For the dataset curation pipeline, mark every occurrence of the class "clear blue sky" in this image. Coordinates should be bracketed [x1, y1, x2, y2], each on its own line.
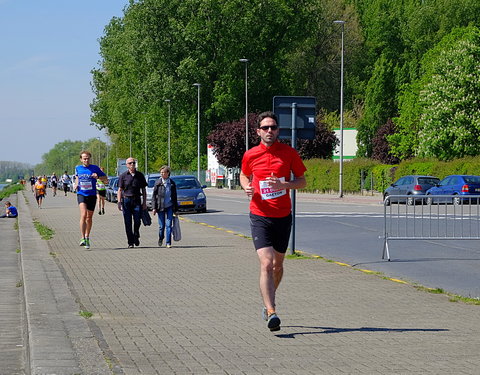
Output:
[0, 0, 128, 165]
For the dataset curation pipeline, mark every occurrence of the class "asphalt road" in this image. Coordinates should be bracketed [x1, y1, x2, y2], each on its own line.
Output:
[187, 189, 480, 299]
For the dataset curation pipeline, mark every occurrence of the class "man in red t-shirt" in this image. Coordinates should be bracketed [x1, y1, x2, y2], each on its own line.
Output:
[240, 111, 307, 332]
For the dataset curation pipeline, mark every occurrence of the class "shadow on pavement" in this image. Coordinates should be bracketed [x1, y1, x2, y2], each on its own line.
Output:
[276, 325, 449, 339]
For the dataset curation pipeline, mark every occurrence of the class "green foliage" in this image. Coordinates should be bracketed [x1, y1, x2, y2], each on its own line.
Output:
[303, 158, 381, 193]
[34, 139, 111, 176]
[417, 28, 480, 160]
[356, 53, 396, 157]
[91, 0, 366, 170]
[0, 183, 24, 200]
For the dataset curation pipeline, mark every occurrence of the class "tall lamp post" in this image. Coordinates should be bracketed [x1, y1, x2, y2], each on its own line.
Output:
[144, 114, 148, 174]
[127, 120, 133, 156]
[334, 20, 345, 198]
[239, 58, 249, 151]
[165, 99, 171, 166]
[96, 137, 101, 166]
[193, 83, 201, 181]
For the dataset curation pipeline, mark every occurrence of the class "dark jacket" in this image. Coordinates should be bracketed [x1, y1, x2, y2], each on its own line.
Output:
[152, 178, 178, 212]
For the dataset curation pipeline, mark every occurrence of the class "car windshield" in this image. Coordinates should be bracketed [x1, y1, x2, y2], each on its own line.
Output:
[148, 178, 157, 188]
[173, 177, 201, 189]
[418, 178, 440, 185]
[463, 176, 480, 184]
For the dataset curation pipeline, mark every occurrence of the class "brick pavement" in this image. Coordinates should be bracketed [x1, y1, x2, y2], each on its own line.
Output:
[0, 193, 26, 375]
[17, 189, 480, 374]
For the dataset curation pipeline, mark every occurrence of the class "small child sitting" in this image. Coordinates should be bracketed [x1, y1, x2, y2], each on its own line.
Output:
[0, 201, 18, 218]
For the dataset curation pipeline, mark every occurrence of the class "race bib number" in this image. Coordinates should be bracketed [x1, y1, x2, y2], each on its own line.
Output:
[259, 177, 286, 200]
[79, 181, 93, 190]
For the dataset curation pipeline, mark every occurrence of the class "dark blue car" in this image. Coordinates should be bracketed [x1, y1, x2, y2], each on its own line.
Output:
[171, 175, 207, 213]
[426, 175, 480, 205]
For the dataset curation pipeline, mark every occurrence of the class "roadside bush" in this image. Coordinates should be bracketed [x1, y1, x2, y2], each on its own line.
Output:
[301, 155, 480, 194]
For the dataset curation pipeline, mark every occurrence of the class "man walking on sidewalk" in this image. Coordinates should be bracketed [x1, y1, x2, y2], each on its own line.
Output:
[74, 151, 108, 250]
[117, 157, 147, 248]
[240, 111, 307, 332]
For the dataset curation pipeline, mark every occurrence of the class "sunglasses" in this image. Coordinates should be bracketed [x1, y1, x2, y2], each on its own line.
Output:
[259, 125, 279, 131]
[127, 162, 136, 165]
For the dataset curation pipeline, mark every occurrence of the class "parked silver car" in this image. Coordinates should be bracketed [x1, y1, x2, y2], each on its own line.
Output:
[383, 175, 440, 205]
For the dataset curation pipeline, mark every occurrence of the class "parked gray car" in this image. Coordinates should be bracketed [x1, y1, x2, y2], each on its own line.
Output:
[146, 173, 207, 212]
[106, 177, 119, 203]
[383, 175, 440, 205]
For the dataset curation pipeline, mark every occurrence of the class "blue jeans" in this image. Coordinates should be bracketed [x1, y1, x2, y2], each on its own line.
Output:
[122, 197, 142, 245]
[157, 206, 174, 245]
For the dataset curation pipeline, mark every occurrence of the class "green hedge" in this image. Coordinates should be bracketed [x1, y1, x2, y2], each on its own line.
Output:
[302, 156, 480, 194]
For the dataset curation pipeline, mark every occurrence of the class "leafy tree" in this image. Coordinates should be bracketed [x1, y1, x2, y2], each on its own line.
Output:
[417, 28, 480, 160]
[296, 115, 338, 160]
[207, 113, 259, 168]
[356, 53, 396, 157]
[372, 119, 399, 164]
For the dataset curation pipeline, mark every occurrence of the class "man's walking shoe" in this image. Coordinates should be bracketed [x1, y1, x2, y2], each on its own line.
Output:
[267, 313, 281, 332]
[84, 238, 90, 250]
[158, 238, 163, 247]
[166, 244, 172, 248]
[79, 238, 86, 247]
[134, 237, 140, 246]
[128, 244, 134, 248]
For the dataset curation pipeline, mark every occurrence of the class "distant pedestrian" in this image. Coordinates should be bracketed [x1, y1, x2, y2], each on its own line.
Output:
[117, 157, 147, 248]
[50, 172, 58, 196]
[29, 175, 36, 192]
[152, 166, 178, 248]
[34, 176, 46, 208]
[0, 201, 18, 218]
[61, 171, 71, 196]
[240, 111, 307, 332]
[74, 151, 108, 250]
[96, 167, 107, 215]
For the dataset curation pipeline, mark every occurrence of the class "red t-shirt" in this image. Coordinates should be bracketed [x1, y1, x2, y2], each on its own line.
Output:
[241, 141, 307, 218]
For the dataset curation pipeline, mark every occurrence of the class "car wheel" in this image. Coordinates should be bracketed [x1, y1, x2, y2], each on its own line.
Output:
[384, 194, 390, 206]
[426, 196, 433, 205]
[407, 196, 414, 206]
[453, 196, 461, 205]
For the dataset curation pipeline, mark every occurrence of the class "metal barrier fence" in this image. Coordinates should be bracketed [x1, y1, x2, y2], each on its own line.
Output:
[382, 195, 480, 261]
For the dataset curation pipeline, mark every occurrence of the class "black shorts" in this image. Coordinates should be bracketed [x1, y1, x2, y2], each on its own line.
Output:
[77, 194, 97, 212]
[51, 181, 57, 187]
[97, 190, 106, 197]
[249, 213, 292, 253]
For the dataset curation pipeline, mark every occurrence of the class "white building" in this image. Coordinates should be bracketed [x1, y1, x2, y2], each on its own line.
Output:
[333, 128, 358, 161]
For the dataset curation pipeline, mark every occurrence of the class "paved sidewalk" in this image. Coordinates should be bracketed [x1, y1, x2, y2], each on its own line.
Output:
[0, 193, 26, 375]
[16, 189, 480, 374]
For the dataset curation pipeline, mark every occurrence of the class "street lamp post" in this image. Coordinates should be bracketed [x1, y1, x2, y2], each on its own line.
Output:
[239, 58, 249, 151]
[144, 115, 148, 174]
[106, 141, 109, 176]
[127, 120, 133, 156]
[334, 20, 345, 198]
[96, 137, 101, 166]
[193, 83, 201, 181]
[165, 99, 171, 166]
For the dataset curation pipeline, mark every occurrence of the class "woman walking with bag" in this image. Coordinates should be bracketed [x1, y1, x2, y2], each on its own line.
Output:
[152, 166, 178, 248]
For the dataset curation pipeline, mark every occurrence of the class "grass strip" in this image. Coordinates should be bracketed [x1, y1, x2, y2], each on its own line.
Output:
[33, 220, 55, 240]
